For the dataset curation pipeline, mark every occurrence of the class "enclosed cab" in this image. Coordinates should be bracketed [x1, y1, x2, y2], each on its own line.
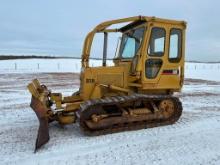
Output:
[80, 16, 186, 100]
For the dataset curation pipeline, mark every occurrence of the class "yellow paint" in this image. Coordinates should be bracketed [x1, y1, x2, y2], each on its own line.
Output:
[28, 16, 186, 125]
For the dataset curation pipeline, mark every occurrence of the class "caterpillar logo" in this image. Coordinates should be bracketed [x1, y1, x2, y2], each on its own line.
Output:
[86, 78, 95, 83]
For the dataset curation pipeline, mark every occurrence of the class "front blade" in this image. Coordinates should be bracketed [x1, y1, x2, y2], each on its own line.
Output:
[35, 117, 49, 152]
[30, 96, 50, 152]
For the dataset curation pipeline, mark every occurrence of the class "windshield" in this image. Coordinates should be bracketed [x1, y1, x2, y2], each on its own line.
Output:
[119, 27, 145, 58]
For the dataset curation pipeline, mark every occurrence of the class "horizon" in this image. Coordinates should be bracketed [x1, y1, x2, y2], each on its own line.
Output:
[1, 1, 220, 62]
[1, 54, 220, 63]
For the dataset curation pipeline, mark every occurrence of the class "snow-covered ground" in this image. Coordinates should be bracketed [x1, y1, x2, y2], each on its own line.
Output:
[185, 62, 220, 81]
[0, 58, 113, 73]
[0, 59, 220, 165]
[0, 58, 220, 81]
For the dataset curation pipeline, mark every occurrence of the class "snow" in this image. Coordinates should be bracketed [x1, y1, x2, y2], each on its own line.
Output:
[185, 62, 220, 81]
[0, 58, 114, 73]
[0, 59, 220, 165]
[0, 59, 220, 81]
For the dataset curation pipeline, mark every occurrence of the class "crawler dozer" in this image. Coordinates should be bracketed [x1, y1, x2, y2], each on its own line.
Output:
[28, 16, 186, 151]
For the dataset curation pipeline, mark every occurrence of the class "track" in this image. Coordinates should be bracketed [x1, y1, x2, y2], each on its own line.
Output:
[78, 94, 182, 136]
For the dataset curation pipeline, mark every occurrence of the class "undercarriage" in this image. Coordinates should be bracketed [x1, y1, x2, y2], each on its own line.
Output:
[79, 94, 182, 135]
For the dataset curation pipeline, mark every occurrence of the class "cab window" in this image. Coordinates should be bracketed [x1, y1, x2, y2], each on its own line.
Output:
[120, 27, 145, 59]
[148, 27, 166, 56]
[169, 28, 182, 62]
[145, 59, 162, 79]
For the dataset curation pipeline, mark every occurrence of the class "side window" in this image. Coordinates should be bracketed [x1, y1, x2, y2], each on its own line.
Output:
[148, 27, 166, 56]
[169, 29, 182, 62]
[145, 59, 163, 79]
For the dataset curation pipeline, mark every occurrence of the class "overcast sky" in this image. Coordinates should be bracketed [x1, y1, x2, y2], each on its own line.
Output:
[0, 0, 220, 62]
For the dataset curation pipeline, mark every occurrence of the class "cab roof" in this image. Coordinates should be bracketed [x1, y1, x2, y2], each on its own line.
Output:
[95, 16, 187, 32]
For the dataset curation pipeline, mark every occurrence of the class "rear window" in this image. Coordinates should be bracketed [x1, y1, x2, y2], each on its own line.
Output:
[169, 28, 182, 62]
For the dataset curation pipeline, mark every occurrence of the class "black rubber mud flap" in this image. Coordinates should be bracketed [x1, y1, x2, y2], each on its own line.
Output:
[30, 96, 50, 152]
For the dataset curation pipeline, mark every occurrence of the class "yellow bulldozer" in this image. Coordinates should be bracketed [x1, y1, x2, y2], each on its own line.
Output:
[28, 16, 186, 151]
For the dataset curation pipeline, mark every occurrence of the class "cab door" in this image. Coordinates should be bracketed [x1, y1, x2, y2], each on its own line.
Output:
[142, 24, 168, 88]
